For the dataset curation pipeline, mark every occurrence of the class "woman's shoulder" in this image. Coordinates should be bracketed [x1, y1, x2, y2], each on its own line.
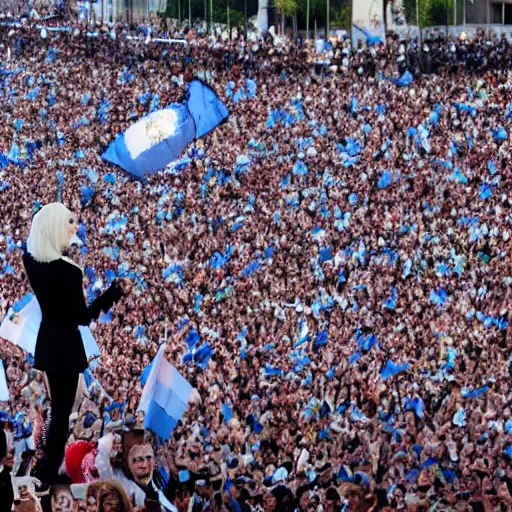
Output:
[60, 256, 84, 275]
[23, 252, 83, 275]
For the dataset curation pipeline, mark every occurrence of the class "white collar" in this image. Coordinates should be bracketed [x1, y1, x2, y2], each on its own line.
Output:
[61, 256, 84, 275]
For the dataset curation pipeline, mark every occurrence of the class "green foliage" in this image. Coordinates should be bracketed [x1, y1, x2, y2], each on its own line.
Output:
[429, 0, 453, 25]
[331, 4, 351, 32]
[403, 0, 454, 28]
[275, 0, 299, 17]
[214, 4, 245, 25]
[309, 0, 327, 23]
[165, 0, 245, 26]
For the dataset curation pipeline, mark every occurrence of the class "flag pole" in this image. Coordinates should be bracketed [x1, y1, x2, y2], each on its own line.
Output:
[326, 0, 329, 40]
[487, 0, 490, 38]
[306, 0, 309, 40]
[228, 0, 230, 39]
[417, 0, 423, 71]
[210, 0, 213, 34]
[244, 0, 247, 35]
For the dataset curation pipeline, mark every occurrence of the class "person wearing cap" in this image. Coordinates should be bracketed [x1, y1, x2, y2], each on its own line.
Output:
[189, 478, 215, 511]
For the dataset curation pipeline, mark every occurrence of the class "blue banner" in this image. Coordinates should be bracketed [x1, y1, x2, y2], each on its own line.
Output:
[187, 80, 229, 138]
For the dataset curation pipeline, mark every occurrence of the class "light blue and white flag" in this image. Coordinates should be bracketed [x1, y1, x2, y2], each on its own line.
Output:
[138, 344, 193, 442]
[102, 80, 228, 179]
[102, 104, 196, 179]
[0, 293, 99, 360]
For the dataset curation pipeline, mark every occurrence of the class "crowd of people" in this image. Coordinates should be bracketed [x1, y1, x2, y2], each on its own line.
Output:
[1, 12, 512, 511]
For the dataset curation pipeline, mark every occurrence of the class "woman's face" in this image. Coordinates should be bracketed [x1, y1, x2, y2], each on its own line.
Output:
[263, 493, 277, 511]
[393, 488, 406, 509]
[67, 215, 77, 242]
[101, 493, 120, 512]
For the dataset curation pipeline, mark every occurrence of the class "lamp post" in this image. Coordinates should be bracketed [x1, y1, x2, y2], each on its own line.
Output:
[326, 0, 329, 39]
[417, 0, 423, 70]
[487, 0, 491, 38]
[244, 0, 247, 34]
[306, 0, 309, 40]
[416, 0, 420, 35]
[227, 0, 230, 39]
[445, 0, 449, 37]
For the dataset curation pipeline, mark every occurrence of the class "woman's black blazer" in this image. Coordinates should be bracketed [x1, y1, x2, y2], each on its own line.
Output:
[22, 252, 123, 374]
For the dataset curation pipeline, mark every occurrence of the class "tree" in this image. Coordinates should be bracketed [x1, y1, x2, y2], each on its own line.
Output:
[331, 3, 351, 32]
[274, 0, 298, 33]
[165, 0, 247, 26]
[403, 0, 453, 28]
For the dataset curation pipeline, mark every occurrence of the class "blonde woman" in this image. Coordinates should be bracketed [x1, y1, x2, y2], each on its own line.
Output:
[95, 481, 133, 512]
[23, 203, 127, 485]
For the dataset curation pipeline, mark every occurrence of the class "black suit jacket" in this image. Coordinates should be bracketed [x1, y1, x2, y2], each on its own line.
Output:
[0, 428, 13, 512]
[22, 252, 123, 374]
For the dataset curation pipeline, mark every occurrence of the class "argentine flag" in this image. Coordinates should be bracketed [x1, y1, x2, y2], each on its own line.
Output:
[102, 80, 228, 179]
[0, 293, 100, 361]
[138, 343, 193, 442]
[102, 104, 196, 180]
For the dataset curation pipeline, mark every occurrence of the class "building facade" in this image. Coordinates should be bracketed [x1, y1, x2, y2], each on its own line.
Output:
[465, 0, 512, 25]
[90, 0, 166, 22]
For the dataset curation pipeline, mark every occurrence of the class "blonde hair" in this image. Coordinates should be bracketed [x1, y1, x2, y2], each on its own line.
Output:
[26, 203, 75, 263]
[96, 480, 133, 512]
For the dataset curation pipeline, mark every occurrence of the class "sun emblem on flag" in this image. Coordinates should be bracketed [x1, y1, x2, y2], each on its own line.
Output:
[145, 110, 179, 146]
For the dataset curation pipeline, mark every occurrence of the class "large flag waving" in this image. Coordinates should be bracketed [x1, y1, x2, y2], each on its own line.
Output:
[138, 344, 193, 442]
[101, 104, 196, 180]
[102, 80, 228, 179]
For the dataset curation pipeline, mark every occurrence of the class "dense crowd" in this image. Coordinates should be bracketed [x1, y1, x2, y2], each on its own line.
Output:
[1, 15, 512, 511]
